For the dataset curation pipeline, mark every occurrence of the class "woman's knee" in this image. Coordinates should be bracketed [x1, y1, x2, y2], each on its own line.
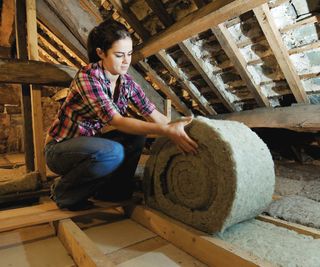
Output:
[95, 140, 125, 170]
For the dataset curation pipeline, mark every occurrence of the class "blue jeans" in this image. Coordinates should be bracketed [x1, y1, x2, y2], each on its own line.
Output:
[45, 131, 145, 208]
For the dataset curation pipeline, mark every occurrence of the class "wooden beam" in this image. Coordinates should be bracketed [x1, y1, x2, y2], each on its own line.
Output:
[179, 40, 238, 111]
[132, 0, 269, 62]
[212, 24, 270, 107]
[57, 219, 116, 267]
[213, 104, 320, 132]
[0, 59, 77, 86]
[26, 0, 47, 181]
[139, 61, 191, 116]
[157, 50, 217, 115]
[36, 0, 88, 63]
[253, 4, 309, 104]
[15, 0, 35, 173]
[131, 206, 273, 267]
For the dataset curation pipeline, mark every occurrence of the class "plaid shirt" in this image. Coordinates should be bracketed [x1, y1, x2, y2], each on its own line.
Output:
[48, 62, 155, 142]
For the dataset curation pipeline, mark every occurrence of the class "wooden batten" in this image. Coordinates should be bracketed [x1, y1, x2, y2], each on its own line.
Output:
[213, 104, 320, 132]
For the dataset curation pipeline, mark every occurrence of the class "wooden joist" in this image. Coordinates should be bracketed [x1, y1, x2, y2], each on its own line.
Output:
[57, 219, 116, 267]
[132, 0, 269, 62]
[214, 104, 320, 132]
[131, 206, 273, 267]
[253, 4, 309, 104]
[212, 24, 271, 107]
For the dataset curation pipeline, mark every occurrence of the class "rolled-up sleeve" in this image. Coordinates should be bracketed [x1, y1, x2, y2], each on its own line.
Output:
[129, 80, 156, 116]
[75, 71, 119, 124]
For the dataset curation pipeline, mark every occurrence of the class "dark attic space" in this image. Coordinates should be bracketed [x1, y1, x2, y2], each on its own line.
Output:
[0, 0, 320, 266]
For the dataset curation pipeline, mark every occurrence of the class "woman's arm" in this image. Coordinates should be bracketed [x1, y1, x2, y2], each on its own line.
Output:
[109, 113, 197, 154]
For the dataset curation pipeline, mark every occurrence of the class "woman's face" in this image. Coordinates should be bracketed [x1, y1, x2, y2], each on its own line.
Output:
[100, 37, 133, 76]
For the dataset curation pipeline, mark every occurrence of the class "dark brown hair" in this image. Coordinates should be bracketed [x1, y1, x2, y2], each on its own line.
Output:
[87, 20, 131, 63]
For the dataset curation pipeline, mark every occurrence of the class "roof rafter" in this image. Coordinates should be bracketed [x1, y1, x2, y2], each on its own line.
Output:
[132, 0, 269, 62]
[253, 4, 309, 103]
[146, 0, 236, 112]
[212, 24, 270, 107]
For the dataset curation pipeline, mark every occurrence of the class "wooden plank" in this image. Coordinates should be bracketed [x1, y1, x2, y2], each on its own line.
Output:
[157, 50, 217, 115]
[57, 219, 116, 267]
[212, 24, 270, 107]
[131, 206, 273, 267]
[257, 215, 320, 239]
[0, 200, 130, 233]
[0, 223, 55, 249]
[253, 4, 309, 104]
[0, 0, 15, 47]
[214, 104, 320, 132]
[180, 39, 239, 111]
[139, 61, 191, 116]
[132, 0, 269, 62]
[0, 58, 77, 86]
[15, 0, 35, 172]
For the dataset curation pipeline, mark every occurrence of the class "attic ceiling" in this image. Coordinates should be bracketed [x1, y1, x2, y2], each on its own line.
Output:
[1, 0, 320, 117]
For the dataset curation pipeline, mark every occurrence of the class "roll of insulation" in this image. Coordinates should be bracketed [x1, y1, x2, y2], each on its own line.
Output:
[144, 117, 275, 233]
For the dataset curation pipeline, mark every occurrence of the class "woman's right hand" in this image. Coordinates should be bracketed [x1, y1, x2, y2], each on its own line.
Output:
[165, 117, 198, 155]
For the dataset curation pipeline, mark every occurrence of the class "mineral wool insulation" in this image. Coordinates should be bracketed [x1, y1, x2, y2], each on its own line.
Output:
[144, 117, 275, 233]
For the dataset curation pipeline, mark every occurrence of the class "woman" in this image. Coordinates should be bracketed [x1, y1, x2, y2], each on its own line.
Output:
[45, 20, 197, 210]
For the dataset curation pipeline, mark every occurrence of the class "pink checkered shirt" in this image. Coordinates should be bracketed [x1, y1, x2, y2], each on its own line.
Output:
[48, 62, 155, 142]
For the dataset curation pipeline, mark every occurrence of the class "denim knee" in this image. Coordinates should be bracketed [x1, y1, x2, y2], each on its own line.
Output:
[94, 141, 125, 173]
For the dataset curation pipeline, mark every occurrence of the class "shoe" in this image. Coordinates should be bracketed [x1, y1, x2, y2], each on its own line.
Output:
[49, 178, 61, 201]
